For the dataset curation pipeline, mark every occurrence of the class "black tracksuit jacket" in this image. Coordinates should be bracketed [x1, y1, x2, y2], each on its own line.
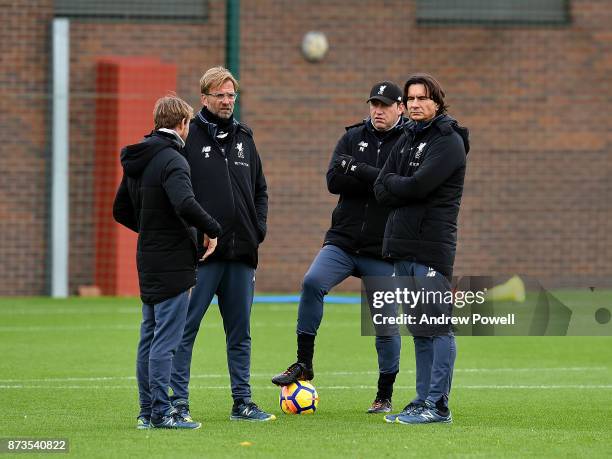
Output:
[184, 109, 268, 268]
[324, 117, 407, 258]
[113, 130, 221, 304]
[373, 114, 470, 279]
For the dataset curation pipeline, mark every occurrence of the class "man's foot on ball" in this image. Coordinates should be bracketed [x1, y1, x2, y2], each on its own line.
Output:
[271, 362, 314, 386]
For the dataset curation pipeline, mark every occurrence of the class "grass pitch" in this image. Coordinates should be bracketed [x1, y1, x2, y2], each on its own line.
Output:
[1, 295, 611, 458]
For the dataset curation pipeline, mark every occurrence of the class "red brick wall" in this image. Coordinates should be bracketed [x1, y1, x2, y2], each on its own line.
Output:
[67, 6, 226, 293]
[0, 0, 53, 295]
[242, 0, 612, 291]
[1, 0, 610, 295]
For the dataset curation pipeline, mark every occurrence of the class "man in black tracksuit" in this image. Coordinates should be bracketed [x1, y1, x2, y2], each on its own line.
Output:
[374, 74, 469, 425]
[113, 95, 221, 430]
[272, 82, 407, 414]
[169, 67, 274, 422]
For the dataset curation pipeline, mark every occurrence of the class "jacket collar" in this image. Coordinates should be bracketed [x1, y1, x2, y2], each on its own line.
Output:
[157, 128, 185, 148]
[364, 115, 407, 136]
[195, 108, 239, 139]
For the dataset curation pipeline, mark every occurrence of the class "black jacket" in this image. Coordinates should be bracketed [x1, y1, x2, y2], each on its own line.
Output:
[184, 109, 268, 268]
[113, 130, 221, 304]
[374, 115, 470, 279]
[324, 117, 407, 258]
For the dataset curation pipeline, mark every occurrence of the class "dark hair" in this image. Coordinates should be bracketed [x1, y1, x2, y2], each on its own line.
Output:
[403, 74, 448, 116]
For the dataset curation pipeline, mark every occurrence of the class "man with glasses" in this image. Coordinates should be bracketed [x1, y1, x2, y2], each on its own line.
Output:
[272, 82, 407, 414]
[169, 67, 273, 422]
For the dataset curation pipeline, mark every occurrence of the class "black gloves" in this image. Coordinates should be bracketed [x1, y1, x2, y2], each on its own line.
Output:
[334, 154, 360, 176]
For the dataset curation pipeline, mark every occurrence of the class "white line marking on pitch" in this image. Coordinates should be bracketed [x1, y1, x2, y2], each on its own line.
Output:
[0, 367, 607, 384]
[0, 322, 358, 332]
[1, 384, 612, 390]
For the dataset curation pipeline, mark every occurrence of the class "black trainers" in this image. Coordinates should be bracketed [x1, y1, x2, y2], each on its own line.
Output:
[271, 362, 314, 386]
[384, 402, 424, 423]
[172, 400, 195, 423]
[136, 415, 150, 430]
[367, 398, 392, 414]
[151, 409, 201, 429]
[230, 400, 276, 422]
[397, 400, 452, 424]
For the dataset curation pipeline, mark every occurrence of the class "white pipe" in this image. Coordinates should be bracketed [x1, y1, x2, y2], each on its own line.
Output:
[51, 18, 70, 298]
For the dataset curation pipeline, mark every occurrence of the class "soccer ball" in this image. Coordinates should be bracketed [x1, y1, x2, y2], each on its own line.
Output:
[301, 31, 329, 62]
[280, 380, 319, 414]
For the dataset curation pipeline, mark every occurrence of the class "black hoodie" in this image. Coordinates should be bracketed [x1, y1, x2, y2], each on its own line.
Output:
[373, 115, 470, 279]
[113, 130, 221, 304]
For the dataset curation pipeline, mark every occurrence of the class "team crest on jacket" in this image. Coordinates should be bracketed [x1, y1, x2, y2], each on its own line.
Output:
[415, 142, 427, 158]
[202, 145, 211, 158]
[378, 85, 386, 95]
[358, 141, 368, 152]
[236, 142, 245, 158]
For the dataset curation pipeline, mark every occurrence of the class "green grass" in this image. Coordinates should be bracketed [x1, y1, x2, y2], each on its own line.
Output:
[1, 295, 611, 458]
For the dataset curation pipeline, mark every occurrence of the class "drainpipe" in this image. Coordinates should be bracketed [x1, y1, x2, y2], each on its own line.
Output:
[51, 18, 70, 298]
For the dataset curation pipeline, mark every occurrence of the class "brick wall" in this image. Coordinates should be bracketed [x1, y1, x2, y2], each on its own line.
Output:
[67, 4, 227, 293]
[243, 0, 612, 291]
[1, 0, 610, 295]
[0, 0, 53, 295]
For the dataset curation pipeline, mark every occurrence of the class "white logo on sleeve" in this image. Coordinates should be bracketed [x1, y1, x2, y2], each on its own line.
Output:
[378, 85, 387, 95]
[358, 141, 368, 152]
[236, 142, 244, 158]
[202, 146, 211, 158]
[426, 267, 437, 277]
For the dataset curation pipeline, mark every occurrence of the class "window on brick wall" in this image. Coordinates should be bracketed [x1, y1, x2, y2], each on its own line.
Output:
[416, 0, 569, 25]
[55, 0, 208, 22]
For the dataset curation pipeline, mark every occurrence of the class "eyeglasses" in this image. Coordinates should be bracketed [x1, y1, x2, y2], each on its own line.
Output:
[205, 92, 238, 101]
[405, 96, 431, 103]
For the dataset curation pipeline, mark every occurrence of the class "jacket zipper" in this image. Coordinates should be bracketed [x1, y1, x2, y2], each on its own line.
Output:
[223, 154, 237, 257]
[386, 209, 397, 258]
[218, 140, 237, 256]
[358, 137, 382, 253]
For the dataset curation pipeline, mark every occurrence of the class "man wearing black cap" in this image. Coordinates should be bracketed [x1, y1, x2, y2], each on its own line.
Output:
[272, 82, 407, 413]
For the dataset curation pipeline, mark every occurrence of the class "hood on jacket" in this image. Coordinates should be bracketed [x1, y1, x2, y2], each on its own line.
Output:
[406, 114, 470, 155]
[120, 130, 182, 178]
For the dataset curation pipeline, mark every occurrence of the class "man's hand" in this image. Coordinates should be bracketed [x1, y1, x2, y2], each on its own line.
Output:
[334, 154, 354, 174]
[334, 154, 361, 175]
[383, 172, 399, 187]
[200, 235, 218, 261]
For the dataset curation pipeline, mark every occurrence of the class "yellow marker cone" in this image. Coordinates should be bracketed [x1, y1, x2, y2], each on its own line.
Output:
[486, 275, 526, 303]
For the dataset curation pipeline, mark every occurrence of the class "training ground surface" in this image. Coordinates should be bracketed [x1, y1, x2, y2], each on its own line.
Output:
[1, 295, 611, 458]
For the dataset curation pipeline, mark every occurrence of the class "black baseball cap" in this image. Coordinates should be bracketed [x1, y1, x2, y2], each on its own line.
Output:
[367, 81, 402, 105]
